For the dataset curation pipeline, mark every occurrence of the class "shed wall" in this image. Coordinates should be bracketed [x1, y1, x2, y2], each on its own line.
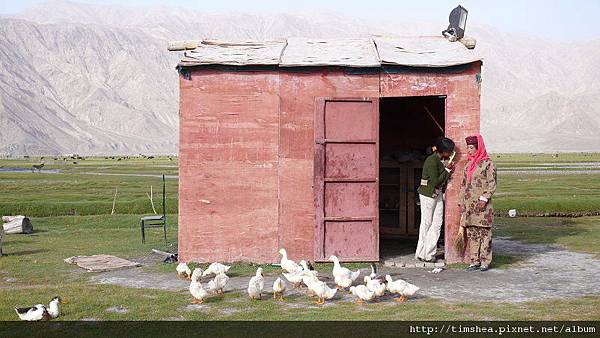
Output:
[179, 63, 481, 264]
[178, 69, 280, 263]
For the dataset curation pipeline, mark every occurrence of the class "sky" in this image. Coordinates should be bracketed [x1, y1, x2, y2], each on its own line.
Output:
[1, 0, 600, 41]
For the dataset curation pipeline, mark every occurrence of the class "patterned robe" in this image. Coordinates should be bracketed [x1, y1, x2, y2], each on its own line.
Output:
[458, 159, 497, 227]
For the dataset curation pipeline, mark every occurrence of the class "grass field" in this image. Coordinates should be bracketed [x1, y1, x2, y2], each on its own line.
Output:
[488, 153, 600, 216]
[0, 157, 177, 217]
[1, 154, 599, 321]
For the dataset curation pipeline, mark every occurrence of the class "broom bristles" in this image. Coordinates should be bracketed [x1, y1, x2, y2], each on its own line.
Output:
[454, 226, 465, 253]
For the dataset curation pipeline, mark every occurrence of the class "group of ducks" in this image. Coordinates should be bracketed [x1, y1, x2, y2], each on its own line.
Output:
[15, 296, 66, 321]
[15, 249, 419, 320]
[179, 248, 420, 305]
[177, 261, 232, 304]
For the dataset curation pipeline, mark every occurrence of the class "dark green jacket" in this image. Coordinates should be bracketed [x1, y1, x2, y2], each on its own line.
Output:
[417, 153, 450, 198]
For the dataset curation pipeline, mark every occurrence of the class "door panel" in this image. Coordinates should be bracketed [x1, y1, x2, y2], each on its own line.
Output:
[324, 143, 377, 178]
[314, 98, 379, 262]
[323, 221, 378, 259]
[324, 182, 377, 218]
[324, 101, 376, 140]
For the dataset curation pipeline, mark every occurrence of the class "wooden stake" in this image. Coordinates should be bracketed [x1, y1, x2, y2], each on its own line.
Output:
[111, 187, 118, 215]
[147, 185, 157, 214]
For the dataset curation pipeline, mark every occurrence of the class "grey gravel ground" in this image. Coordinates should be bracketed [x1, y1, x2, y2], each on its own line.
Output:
[89, 238, 600, 304]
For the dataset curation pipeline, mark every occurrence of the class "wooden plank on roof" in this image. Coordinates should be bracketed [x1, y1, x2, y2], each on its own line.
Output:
[279, 38, 380, 67]
[373, 36, 481, 67]
[179, 39, 286, 66]
[168, 40, 200, 51]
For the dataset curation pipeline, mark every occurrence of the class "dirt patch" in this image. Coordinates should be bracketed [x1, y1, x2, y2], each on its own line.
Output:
[89, 268, 188, 291]
[105, 306, 129, 314]
[220, 308, 240, 316]
[183, 304, 208, 312]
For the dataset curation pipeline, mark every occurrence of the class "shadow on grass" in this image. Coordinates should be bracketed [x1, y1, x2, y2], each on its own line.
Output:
[3, 248, 50, 256]
[29, 229, 50, 234]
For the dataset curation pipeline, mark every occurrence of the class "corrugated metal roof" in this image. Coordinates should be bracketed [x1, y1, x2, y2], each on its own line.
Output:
[172, 36, 481, 68]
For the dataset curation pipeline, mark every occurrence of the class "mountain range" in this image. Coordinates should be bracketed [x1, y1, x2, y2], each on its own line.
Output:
[1, 0, 599, 154]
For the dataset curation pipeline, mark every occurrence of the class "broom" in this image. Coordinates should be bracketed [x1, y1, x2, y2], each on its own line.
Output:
[454, 213, 466, 253]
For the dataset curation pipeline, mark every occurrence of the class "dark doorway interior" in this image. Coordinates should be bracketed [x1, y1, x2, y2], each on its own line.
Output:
[378, 96, 446, 260]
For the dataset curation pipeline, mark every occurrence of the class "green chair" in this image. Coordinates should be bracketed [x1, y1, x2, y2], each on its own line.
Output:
[140, 174, 167, 244]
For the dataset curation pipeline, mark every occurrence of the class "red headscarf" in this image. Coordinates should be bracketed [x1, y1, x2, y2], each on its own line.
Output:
[466, 134, 489, 182]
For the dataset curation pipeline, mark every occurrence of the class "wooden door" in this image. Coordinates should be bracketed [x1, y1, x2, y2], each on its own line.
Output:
[314, 98, 379, 262]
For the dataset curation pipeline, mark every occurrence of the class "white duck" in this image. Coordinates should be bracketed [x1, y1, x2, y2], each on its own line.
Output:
[176, 262, 192, 280]
[364, 276, 386, 298]
[303, 273, 322, 298]
[350, 285, 375, 304]
[247, 267, 265, 300]
[47, 296, 67, 319]
[189, 268, 208, 304]
[15, 304, 49, 321]
[206, 272, 229, 295]
[369, 263, 378, 279]
[282, 270, 305, 288]
[329, 255, 361, 290]
[299, 260, 318, 287]
[385, 275, 420, 302]
[202, 262, 231, 277]
[279, 248, 302, 273]
[272, 276, 286, 300]
[301, 271, 319, 288]
[312, 280, 338, 305]
[300, 260, 316, 274]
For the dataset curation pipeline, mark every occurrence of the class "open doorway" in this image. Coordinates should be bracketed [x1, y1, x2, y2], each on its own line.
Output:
[379, 96, 446, 261]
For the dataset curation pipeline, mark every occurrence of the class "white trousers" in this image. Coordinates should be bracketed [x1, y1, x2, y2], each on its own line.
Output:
[415, 193, 444, 261]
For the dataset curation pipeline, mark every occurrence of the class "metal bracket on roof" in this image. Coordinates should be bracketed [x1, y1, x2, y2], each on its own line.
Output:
[177, 65, 191, 81]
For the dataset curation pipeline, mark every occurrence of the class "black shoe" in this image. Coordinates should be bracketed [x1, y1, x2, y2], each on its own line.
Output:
[424, 258, 437, 263]
[480, 265, 490, 271]
[466, 264, 480, 271]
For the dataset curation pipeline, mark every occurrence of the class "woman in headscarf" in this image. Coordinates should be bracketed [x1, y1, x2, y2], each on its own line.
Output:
[458, 134, 497, 271]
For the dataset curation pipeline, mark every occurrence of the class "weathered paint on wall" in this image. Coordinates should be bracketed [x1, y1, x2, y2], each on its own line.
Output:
[178, 62, 481, 264]
[178, 69, 280, 263]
